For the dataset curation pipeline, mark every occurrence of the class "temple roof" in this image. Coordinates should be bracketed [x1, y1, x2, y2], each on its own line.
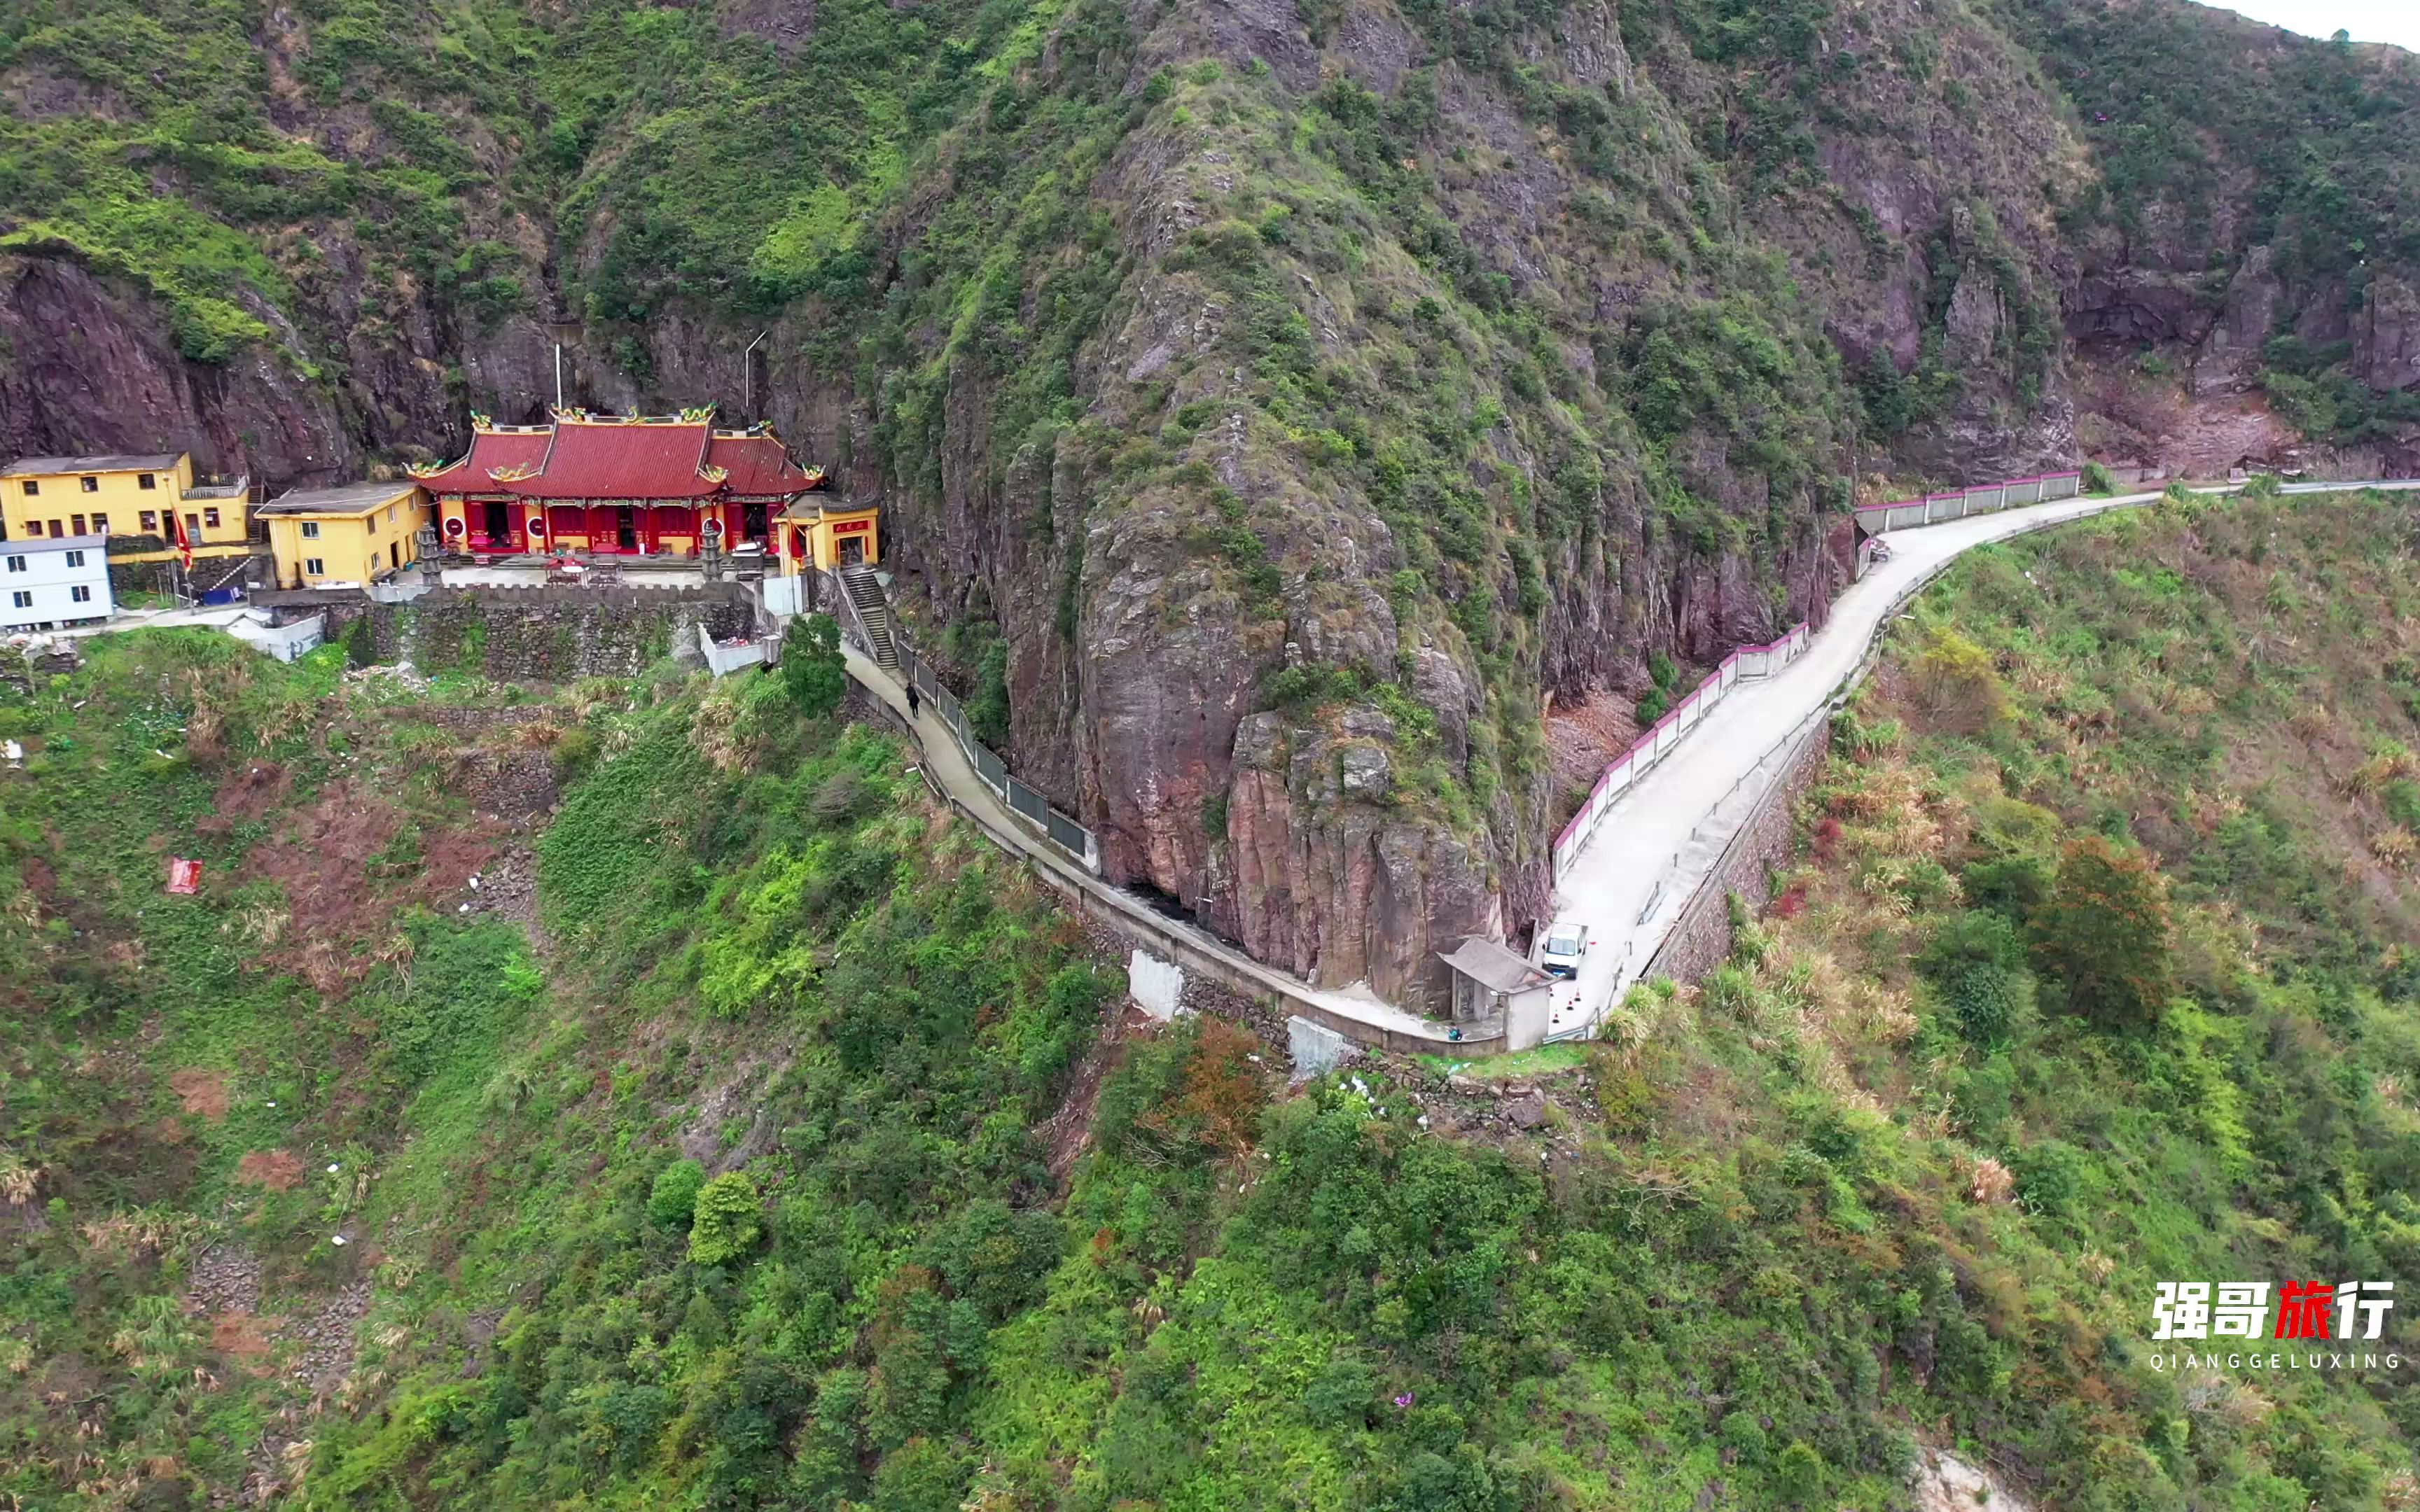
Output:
[412, 412, 824, 502]
[708, 430, 822, 496]
[503, 414, 720, 500]
[407, 426, 551, 494]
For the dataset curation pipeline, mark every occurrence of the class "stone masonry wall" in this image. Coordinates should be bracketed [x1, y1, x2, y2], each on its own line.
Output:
[1645, 713, 1835, 984]
[325, 584, 753, 681]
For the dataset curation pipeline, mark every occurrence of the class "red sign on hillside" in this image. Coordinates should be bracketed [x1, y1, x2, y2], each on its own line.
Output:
[166, 858, 202, 895]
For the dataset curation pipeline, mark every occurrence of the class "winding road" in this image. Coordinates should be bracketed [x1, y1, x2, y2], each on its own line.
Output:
[1543, 477, 2420, 1042]
[838, 476, 2418, 1055]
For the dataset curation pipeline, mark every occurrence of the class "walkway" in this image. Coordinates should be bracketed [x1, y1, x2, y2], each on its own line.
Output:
[839, 642, 1480, 1053]
[1548, 477, 2420, 1035]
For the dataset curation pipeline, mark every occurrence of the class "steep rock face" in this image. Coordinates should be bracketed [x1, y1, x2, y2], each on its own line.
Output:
[7, 0, 2417, 1007]
[0, 255, 354, 484]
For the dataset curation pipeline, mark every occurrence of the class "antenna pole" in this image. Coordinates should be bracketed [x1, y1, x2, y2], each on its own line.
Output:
[554, 344, 564, 410]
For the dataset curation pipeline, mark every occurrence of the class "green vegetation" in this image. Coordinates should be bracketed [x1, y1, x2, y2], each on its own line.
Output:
[12, 493, 2420, 1508]
[2014, 0, 2420, 442]
[781, 611, 848, 718]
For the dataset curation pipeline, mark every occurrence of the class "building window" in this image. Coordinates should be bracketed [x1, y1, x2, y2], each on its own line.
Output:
[47, 521, 62, 538]
[71, 514, 85, 536]
[9, 592, 28, 609]
[70, 584, 91, 603]
[387, 505, 397, 524]
[64, 550, 84, 568]
[140, 511, 157, 532]
[204, 507, 221, 529]
[305, 558, 324, 576]
[4, 556, 23, 573]
[300, 521, 321, 539]
[20, 479, 36, 496]
[366, 515, 377, 536]
[138, 473, 155, 490]
[79, 476, 97, 492]
[184, 513, 199, 537]
[92, 514, 107, 535]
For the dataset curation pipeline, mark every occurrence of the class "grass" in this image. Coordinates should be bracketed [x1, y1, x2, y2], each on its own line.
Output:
[1414, 1042, 1589, 1080]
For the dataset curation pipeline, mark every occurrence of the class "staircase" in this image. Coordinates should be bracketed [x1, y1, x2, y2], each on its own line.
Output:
[839, 564, 897, 668]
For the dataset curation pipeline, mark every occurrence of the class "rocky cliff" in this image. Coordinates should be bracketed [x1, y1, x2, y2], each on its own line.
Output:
[3, 0, 2414, 1006]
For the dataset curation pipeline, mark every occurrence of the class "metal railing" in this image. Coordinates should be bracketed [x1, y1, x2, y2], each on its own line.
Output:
[1551, 622, 1813, 880]
[819, 569, 1101, 874]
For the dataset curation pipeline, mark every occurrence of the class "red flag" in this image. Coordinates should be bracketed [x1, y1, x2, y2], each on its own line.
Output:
[168, 508, 193, 569]
[166, 858, 202, 895]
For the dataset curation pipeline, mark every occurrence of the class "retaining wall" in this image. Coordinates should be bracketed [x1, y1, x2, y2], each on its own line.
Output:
[325, 583, 753, 680]
[1639, 710, 1833, 983]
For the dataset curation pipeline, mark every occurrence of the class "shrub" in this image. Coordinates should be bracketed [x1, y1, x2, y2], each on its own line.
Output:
[686, 1172, 763, 1266]
[648, 1158, 707, 1228]
[1943, 961, 2022, 1047]
[2081, 460, 2115, 494]
[2029, 835, 2174, 1030]
[1773, 1440, 1827, 1502]
[1963, 853, 2055, 917]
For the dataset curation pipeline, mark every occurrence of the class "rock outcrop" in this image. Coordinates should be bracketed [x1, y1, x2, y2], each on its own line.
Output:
[4, 0, 2414, 1009]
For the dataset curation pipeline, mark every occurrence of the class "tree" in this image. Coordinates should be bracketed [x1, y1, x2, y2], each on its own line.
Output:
[1909, 626, 2011, 733]
[686, 1171, 763, 1265]
[2029, 835, 2174, 1030]
[784, 612, 848, 717]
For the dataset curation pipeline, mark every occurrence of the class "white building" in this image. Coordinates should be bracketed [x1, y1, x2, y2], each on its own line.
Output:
[1, 533, 113, 630]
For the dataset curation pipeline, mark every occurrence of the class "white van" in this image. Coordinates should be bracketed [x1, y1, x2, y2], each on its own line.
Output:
[1538, 921, 1589, 979]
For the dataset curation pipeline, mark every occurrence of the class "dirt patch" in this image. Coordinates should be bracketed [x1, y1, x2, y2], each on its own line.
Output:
[1546, 687, 1643, 816]
[211, 1312, 281, 1373]
[235, 1149, 308, 1191]
[169, 1068, 231, 1120]
[1037, 1003, 1150, 1181]
[2075, 367, 2300, 476]
[245, 782, 497, 991]
[206, 761, 293, 830]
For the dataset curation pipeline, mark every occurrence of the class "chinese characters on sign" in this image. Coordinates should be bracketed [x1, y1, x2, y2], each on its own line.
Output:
[2153, 1280, 2395, 1340]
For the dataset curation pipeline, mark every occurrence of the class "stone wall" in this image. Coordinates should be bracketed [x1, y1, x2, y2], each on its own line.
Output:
[321, 583, 754, 681]
[1643, 713, 1835, 984]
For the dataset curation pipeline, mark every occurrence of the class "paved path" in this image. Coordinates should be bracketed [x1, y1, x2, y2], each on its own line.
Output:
[1547, 477, 2420, 1037]
[840, 477, 2412, 1053]
[838, 641, 1475, 1051]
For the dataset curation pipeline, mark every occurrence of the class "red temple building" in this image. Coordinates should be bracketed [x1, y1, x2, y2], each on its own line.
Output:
[411, 409, 880, 570]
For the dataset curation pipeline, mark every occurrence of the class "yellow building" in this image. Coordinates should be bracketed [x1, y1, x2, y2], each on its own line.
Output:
[0, 452, 253, 566]
[774, 498, 882, 573]
[258, 481, 433, 589]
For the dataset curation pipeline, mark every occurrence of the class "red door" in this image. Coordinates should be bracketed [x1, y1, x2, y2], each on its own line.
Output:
[586, 504, 619, 552]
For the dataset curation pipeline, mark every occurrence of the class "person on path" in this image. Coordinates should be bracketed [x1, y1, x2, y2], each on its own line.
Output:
[905, 682, 922, 720]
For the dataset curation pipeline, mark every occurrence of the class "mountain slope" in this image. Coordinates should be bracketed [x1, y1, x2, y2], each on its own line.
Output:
[3, 0, 2416, 995]
[8, 491, 2420, 1509]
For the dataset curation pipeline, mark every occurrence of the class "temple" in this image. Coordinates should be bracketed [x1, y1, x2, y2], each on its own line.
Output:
[412, 409, 879, 570]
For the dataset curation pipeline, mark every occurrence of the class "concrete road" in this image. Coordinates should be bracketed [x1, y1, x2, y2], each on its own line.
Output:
[1545, 477, 2420, 1038]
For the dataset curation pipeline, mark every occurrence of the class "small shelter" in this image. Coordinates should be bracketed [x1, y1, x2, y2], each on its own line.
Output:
[1436, 936, 1555, 1050]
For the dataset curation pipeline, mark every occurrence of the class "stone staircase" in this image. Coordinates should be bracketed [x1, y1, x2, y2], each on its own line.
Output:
[840, 564, 897, 668]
